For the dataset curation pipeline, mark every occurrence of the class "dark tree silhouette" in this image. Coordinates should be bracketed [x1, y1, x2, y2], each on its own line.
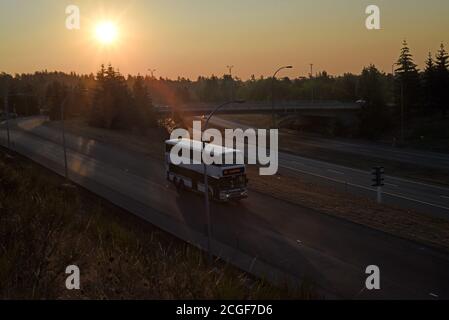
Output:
[45, 81, 67, 121]
[358, 65, 391, 139]
[423, 52, 437, 110]
[395, 40, 421, 115]
[132, 75, 157, 132]
[434, 43, 449, 117]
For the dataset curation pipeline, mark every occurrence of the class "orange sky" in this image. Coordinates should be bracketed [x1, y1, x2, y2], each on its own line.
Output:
[1, 0, 449, 79]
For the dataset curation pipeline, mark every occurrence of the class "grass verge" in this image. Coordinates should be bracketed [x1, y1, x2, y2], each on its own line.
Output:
[0, 148, 315, 299]
[246, 166, 449, 252]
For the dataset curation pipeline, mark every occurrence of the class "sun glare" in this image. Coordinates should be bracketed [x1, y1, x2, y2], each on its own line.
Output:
[95, 21, 118, 44]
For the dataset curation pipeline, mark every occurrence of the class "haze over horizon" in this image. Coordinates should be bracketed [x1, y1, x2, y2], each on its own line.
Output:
[1, 0, 449, 79]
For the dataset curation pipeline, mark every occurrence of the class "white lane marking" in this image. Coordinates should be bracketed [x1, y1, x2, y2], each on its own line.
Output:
[279, 152, 449, 192]
[327, 169, 345, 175]
[429, 293, 439, 298]
[440, 195, 449, 200]
[281, 164, 449, 212]
[281, 165, 348, 185]
[381, 191, 449, 211]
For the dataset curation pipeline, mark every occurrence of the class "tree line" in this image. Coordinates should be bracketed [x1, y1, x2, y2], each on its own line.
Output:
[0, 41, 447, 139]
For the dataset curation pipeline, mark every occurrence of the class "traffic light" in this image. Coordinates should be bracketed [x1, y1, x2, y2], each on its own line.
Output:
[372, 166, 385, 187]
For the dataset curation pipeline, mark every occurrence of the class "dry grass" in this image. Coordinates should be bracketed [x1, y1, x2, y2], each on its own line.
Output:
[246, 166, 449, 252]
[0, 148, 315, 299]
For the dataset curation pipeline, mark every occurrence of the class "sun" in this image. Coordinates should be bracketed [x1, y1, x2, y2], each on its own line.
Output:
[95, 21, 118, 44]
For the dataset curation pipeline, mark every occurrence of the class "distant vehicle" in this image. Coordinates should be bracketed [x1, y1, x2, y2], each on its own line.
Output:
[165, 138, 248, 202]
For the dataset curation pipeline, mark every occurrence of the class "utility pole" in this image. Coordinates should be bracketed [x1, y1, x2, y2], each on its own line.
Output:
[61, 95, 69, 179]
[226, 65, 234, 105]
[310, 64, 315, 104]
[400, 81, 404, 143]
[226, 65, 234, 77]
[148, 68, 156, 79]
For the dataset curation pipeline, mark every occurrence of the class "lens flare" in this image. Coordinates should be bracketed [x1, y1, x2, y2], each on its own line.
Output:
[95, 21, 118, 44]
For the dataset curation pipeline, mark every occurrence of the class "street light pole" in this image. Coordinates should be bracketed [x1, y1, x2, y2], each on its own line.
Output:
[59, 87, 88, 180]
[400, 81, 404, 143]
[226, 65, 235, 107]
[271, 65, 293, 128]
[3, 92, 11, 148]
[202, 100, 245, 262]
[61, 95, 69, 179]
[392, 62, 405, 143]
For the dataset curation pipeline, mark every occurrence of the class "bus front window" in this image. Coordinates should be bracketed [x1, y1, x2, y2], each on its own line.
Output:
[220, 175, 246, 189]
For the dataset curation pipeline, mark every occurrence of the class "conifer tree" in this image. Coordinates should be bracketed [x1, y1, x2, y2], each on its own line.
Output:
[434, 43, 449, 116]
[394, 40, 421, 114]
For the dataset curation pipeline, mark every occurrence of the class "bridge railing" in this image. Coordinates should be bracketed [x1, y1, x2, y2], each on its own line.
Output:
[155, 100, 361, 114]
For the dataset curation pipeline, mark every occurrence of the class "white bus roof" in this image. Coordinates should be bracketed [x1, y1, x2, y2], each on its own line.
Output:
[165, 138, 241, 156]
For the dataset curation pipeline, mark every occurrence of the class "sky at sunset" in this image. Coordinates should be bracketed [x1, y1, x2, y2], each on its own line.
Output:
[1, 0, 449, 79]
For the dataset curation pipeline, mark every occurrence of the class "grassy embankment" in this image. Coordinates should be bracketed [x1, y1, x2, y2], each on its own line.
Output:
[0, 148, 315, 299]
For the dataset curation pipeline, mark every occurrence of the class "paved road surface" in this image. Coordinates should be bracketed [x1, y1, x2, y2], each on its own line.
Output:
[212, 117, 449, 171]
[208, 117, 449, 217]
[1, 117, 449, 299]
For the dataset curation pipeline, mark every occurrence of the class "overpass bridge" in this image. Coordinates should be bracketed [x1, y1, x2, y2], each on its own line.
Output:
[154, 100, 361, 117]
[155, 101, 362, 126]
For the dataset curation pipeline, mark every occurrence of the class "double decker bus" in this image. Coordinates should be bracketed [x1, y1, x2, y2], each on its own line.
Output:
[165, 138, 248, 201]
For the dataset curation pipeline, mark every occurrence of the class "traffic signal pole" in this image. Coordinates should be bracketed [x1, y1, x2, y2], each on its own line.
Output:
[372, 166, 385, 204]
[377, 186, 382, 204]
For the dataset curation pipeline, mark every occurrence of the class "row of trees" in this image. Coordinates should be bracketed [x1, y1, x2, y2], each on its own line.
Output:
[88, 65, 156, 132]
[394, 41, 449, 116]
[1, 66, 157, 133]
[1, 41, 447, 138]
[356, 41, 449, 138]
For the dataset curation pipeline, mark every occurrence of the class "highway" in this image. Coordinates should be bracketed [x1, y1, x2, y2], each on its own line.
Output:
[209, 117, 449, 218]
[1, 117, 449, 299]
[210, 116, 449, 170]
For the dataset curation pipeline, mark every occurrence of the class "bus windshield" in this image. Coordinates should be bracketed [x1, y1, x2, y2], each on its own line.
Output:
[219, 175, 247, 189]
